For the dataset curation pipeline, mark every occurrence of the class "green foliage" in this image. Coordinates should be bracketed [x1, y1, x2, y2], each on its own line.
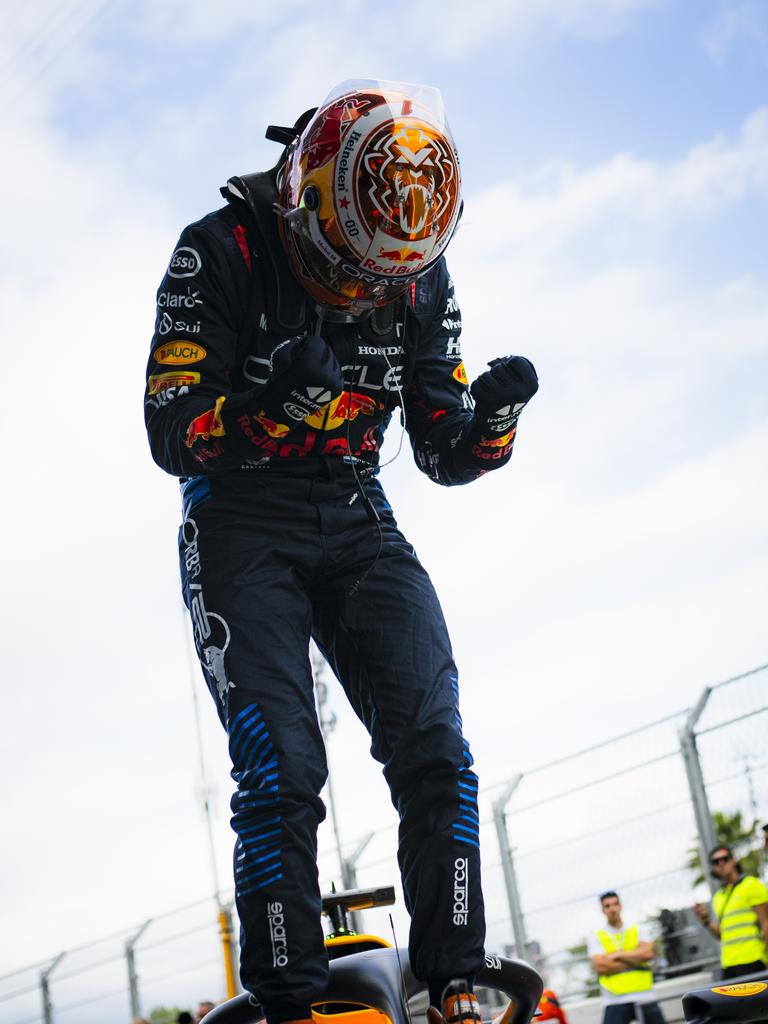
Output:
[686, 809, 761, 885]
[563, 938, 601, 998]
[148, 1008, 190, 1024]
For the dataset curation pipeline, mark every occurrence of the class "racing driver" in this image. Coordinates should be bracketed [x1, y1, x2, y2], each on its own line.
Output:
[144, 79, 539, 1024]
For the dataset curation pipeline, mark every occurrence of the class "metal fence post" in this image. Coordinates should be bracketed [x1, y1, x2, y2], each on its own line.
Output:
[125, 918, 152, 1019]
[40, 952, 65, 1024]
[492, 774, 528, 958]
[680, 686, 718, 895]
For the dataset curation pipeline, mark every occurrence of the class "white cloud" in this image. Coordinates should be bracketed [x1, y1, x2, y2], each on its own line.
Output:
[700, 0, 768, 63]
[462, 107, 768, 257]
[126, 0, 658, 54]
[406, 0, 662, 55]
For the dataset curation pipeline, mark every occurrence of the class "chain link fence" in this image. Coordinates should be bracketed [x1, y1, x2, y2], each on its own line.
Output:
[2, 664, 765, 1024]
[479, 663, 768, 997]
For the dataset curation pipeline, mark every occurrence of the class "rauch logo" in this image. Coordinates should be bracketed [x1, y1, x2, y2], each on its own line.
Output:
[153, 342, 207, 365]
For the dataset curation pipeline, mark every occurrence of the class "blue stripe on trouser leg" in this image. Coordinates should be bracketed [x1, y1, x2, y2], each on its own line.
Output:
[229, 704, 283, 895]
[449, 677, 481, 849]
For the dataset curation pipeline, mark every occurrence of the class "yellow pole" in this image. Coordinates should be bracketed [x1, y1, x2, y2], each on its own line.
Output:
[218, 906, 238, 998]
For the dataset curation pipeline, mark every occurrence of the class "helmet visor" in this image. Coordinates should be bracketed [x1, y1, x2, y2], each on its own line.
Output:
[279, 79, 461, 312]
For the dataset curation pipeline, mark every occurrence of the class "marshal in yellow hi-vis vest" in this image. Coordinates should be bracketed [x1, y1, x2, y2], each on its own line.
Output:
[596, 926, 654, 995]
[713, 876, 768, 969]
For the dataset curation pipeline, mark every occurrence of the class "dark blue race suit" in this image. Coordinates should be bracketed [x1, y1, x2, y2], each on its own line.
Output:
[144, 197, 522, 1020]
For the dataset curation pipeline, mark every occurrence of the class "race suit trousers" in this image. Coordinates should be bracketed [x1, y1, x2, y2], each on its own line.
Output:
[179, 466, 486, 1017]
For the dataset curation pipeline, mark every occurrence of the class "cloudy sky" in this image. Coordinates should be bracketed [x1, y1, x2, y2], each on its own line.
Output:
[2, 0, 767, 1020]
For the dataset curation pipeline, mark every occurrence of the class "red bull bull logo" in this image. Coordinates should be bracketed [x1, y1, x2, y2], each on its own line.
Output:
[254, 411, 291, 439]
[305, 391, 378, 430]
[478, 429, 516, 448]
[376, 246, 425, 263]
[185, 397, 225, 447]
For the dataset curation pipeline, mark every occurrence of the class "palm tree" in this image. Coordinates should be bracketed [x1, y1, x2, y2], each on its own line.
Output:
[687, 809, 761, 884]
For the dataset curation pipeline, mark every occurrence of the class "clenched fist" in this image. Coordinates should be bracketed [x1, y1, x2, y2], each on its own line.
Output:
[470, 356, 538, 433]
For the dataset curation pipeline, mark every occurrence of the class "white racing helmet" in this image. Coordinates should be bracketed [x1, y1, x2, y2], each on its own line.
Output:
[277, 79, 462, 317]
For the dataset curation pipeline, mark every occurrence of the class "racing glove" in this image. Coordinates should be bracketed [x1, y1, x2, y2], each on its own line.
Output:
[221, 333, 344, 426]
[470, 355, 539, 434]
[185, 334, 343, 451]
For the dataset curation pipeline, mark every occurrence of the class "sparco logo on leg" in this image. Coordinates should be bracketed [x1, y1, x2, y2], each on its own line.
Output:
[453, 857, 469, 925]
[267, 901, 289, 967]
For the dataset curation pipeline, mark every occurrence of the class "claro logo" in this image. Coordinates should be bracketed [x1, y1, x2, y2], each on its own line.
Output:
[453, 857, 469, 926]
[153, 342, 207, 365]
[267, 902, 288, 967]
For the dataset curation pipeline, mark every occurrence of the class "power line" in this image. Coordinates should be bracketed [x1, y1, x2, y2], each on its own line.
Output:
[0, 1, 90, 85]
[1, 0, 115, 114]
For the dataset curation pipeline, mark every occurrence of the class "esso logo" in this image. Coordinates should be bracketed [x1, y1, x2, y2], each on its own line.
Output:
[283, 402, 309, 421]
[168, 247, 202, 278]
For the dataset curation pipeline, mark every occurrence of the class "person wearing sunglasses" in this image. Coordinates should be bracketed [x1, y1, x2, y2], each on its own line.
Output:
[693, 845, 768, 979]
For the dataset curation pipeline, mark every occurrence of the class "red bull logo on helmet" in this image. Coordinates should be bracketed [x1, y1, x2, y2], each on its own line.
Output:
[377, 246, 425, 263]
